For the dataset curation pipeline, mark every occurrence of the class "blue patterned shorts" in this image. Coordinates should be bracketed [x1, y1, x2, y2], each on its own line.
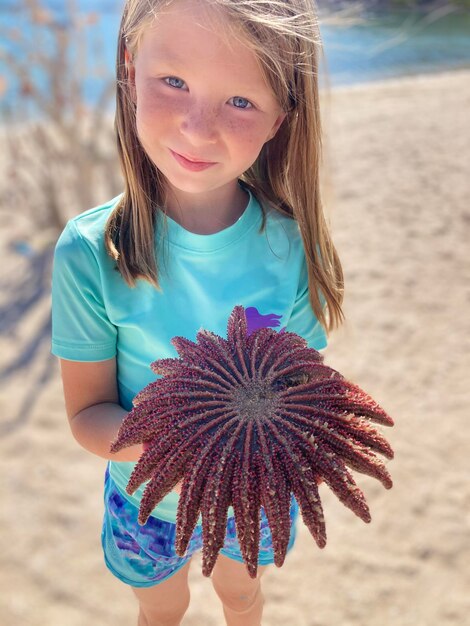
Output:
[101, 465, 300, 587]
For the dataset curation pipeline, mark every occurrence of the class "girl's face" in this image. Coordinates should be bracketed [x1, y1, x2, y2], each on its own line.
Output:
[125, 0, 286, 215]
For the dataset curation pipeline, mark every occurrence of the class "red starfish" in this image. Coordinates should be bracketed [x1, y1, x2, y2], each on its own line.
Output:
[111, 305, 394, 578]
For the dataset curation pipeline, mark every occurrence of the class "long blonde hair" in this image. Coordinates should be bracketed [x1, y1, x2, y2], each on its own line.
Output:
[106, 0, 344, 333]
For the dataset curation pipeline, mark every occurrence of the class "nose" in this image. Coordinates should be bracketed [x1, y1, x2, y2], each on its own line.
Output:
[179, 103, 218, 144]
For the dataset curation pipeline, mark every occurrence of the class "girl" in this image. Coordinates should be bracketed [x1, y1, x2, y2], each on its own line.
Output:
[51, 0, 344, 624]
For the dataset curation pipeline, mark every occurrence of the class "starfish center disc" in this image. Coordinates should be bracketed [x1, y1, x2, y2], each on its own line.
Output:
[230, 379, 280, 421]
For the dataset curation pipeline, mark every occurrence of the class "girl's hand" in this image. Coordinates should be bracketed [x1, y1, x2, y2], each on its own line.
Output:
[141, 441, 183, 495]
[172, 481, 183, 495]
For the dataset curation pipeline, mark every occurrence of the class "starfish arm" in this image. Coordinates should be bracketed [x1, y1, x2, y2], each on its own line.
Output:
[226, 309, 251, 378]
[130, 411, 241, 495]
[226, 305, 248, 351]
[126, 436, 179, 494]
[200, 438, 240, 577]
[110, 408, 178, 453]
[336, 440, 393, 488]
[110, 394, 201, 451]
[284, 380, 393, 427]
[128, 395, 168, 418]
[304, 420, 393, 489]
[246, 328, 276, 379]
[256, 423, 292, 567]
[320, 429, 393, 488]
[264, 346, 329, 383]
[132, 377, 179, 404]
[257, 331, 308, 380]
[168, 335, 201, 362]
[299, 413, 394, 488]
[138, 462, 187, 525]
[277, 375, 346, 398]
[174, 444, 222, 556]
[220, 306, 250, 377]
[307, 439, 371, 523]
[233, 337, 251, 379]
[267, 422, 326, 548]
[195, 330, 248, 385]
[152, 388, 229, 403]
[280, 403, 394, 460]
[133, 417, 235, 515]
[155, 362, 235, 392]
[173, 333, 245, 386]
[111, 397, 164, 430]
[197, 329, 244, 366]
[283, 395, 392, 429]
[278, 406, 393, 488]
[231, 423, 262, 579]
[174, 417, 241, 556]
[149, 356, 185, 376]
[128, 421, 200, 497]
[339, 415, 394, 458]
[270, 413, 371, 522]
[170, 407, 238, 431]
[329, 390, 394, 425]
[268, 360, 331, 385]
[127, 452, 168, 498]
[149, 373, 233, 397]
[152, 372, 231, 400]
[172, 334, 239, 382]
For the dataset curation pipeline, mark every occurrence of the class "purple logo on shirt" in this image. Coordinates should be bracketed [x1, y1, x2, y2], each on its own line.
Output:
[245, 306, 286, 336]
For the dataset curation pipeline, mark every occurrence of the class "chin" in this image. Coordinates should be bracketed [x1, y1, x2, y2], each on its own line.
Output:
[163, 177, 218, 195]
[157, 167, 223, 194]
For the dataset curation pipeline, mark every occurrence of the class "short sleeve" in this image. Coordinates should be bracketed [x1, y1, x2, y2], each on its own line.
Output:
[51, 220, 117, 361]
[285, 253, 328, 351]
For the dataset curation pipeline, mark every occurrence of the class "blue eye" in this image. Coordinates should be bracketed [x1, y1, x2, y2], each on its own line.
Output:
[230, 96, 252, 109]
[165, 76, 185, 89]
[163, 78, 252, 109]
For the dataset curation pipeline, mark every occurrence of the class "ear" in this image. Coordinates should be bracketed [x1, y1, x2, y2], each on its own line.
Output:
[266, 111, 287, 142]
[124, 47, 137, 103]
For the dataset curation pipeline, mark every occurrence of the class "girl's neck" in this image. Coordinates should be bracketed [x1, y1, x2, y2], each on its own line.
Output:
[163, 180, 249, 235]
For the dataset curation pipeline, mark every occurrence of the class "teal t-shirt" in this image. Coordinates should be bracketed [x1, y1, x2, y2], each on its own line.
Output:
[51, 184, 327, 525]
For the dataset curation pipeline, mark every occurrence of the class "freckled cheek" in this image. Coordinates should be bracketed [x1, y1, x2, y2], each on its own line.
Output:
[223, 120, 272, 158]
[136, 98, 168, 131]
[136, 90, 175, 134]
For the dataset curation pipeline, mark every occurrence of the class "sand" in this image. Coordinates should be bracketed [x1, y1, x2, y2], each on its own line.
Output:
[1, 67, 469, 626]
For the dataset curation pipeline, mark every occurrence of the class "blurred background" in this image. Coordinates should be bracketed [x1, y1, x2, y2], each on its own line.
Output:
[1, 1, 469, 625]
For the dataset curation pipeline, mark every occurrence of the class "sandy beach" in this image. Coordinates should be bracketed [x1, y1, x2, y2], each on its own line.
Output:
[1, 67, 469, 626]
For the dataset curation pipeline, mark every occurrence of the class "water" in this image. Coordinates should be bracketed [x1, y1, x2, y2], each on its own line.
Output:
[320, 5, 470, 86]
[1, 2, 469, 116]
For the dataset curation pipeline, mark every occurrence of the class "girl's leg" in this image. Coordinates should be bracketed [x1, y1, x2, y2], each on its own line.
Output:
[131, 558, 192, 626]
[210, 553, 268, 626]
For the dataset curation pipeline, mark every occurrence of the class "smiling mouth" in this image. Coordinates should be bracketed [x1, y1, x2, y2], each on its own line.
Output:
[173, 150, 215, 164]
[170, 149, 218, 171]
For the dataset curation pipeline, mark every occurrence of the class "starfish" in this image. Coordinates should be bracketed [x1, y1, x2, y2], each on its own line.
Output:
[110, 305, 394, 579]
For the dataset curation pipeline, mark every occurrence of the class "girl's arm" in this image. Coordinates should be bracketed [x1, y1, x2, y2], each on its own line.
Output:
[60, 358, 182, 494]
[59, 357, 142, 462]
[59, 358, 183, 493]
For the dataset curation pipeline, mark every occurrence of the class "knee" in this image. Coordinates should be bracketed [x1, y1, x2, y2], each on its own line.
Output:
[212, 577, 264, 613]
[139, 589, 190, 626]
